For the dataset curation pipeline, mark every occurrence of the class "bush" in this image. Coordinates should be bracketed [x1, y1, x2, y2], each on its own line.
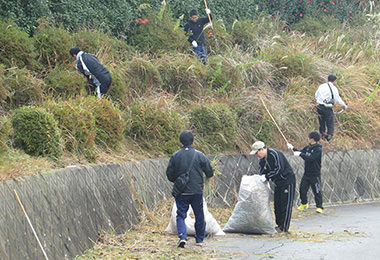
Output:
[0, 115, 12, 153]
[44, 68, 85, 98]
[120, 58, 162, 96]
[154, 54, 207, 98]
[73, 29, 133, 63]
[127, 4, 188, 54]
[0, 20, 38, 70]
[4, 68, 44, 110]
[126, 96, 185, 155]
[11, 106, 62, 158]
[107, 68, 130, 105]
[206, 55, 244, 93]
[33, 21, 74, 69]
[43, 99, 97, 160]
[78, 97, 125, 149]
[190, 102, 237, 153]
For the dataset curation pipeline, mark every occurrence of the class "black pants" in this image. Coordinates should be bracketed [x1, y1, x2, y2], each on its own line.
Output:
[299, 175, 323, 209]
[317, 104, 334, 136]
[274, 176, 295, 232]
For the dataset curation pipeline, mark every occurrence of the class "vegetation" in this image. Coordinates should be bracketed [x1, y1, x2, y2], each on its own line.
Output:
[1, 2, 380, 182]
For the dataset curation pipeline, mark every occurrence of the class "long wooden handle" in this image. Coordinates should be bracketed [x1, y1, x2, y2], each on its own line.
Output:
[259, 96, 289, 144]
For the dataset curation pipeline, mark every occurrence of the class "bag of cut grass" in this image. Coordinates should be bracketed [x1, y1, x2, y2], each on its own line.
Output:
[223, 175, 276, 234]
[165, 198, 225, 236]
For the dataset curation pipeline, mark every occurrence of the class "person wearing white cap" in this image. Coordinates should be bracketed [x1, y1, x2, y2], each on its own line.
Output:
[250, 141, 296, 233]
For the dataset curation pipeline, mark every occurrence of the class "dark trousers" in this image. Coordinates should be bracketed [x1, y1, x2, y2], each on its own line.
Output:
[299, 175, 323, 209]
[317, 104, 334, 136]
[193, 45, 208, 64]
[274, 178, 295, 232]
[175, 193, 205, 243]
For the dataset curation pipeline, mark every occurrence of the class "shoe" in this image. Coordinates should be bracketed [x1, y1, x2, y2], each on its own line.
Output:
[316, 208, 324, 213]
[297, 203, 309, 210]
[325, 134, 332, 142]
[178, 239, 186, 248]
[275, 226, 283, 233]
[195, 242, 203, 247]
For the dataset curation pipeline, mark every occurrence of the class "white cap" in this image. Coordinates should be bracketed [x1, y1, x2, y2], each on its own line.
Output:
[250, 141, 265, 155]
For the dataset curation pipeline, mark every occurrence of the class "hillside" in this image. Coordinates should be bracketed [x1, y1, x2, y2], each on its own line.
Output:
[1, 2, 380, 181]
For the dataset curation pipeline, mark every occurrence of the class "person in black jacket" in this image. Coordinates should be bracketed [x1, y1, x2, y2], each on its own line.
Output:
[166, 130, 213, 248]
[69, 47, 112, 98]
[184, 9, 212, 64]
[250, 141, 296, 233]
[287, 131, 324, 213]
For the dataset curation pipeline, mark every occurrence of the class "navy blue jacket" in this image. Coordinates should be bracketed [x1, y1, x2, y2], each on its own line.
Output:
[184, 14, 212, 46]
[294, 144, 322, 177]
[166, 145, 213, 194]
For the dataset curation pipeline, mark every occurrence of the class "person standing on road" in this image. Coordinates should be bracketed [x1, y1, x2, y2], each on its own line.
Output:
[184, 9, 212, 64]
[288, 131, 324, 213]
[70, 47, 112, 98]
[250, 141, 296, 233]
[166, 130, 214, 248]
[315, 74, 347, 142]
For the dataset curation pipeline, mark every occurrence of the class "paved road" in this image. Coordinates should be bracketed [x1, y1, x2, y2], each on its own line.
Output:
[206, 201, 380, 260]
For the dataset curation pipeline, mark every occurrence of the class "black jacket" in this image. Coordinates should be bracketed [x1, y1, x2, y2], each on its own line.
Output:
[184, 15, 212, 46]
[166, 145, 213, 194]
[259, 148, 295, 186]
[294, 144, 322, 177]
[76, 53, 112, 93]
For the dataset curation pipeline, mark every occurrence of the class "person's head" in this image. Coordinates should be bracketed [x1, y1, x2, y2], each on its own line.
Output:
[190, 9, 199, 22]
[69, 47, 81, 59]
[179, 130, 194, 146]
[328, 74, 337, 83]
[250, 141, 267, 159]
[308, 131, 321, 144]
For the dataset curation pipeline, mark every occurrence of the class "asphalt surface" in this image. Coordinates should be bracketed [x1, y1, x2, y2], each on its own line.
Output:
[206, 201, 380, 260]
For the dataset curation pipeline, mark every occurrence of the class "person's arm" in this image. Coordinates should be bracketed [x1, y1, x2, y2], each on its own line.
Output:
[333, 86, 347, 109]
[262, 150, 282, 180]
[200, 153, 214, 178]
[166, 156, 176, 182]
[184, 22, 194, 43]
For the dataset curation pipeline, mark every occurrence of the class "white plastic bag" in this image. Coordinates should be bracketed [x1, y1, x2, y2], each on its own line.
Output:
[165, 198, 225, 236]
[223, 175, 276, 234]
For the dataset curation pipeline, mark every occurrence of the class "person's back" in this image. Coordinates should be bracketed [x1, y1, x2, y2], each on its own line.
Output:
[166, 130, 213, 248]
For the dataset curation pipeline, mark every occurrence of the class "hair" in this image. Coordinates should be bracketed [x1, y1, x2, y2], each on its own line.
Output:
[328, 74, 337, 82]
[69, 47, 81, 57]
[189, 9, 198, 17]
[309, 131, 321, 142]
[179, 130, 194, 146]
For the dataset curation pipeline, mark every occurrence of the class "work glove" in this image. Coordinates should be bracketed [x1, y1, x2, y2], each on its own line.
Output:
[293, 151, 301, 156]
[287, 143, 294, 150]
[192, 40, 198, 47]
[205, 8, 211, 14]
[259, 175, 267, 183]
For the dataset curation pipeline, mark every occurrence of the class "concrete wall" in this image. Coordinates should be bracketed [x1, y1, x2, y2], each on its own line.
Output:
[1, 150, 380, 260]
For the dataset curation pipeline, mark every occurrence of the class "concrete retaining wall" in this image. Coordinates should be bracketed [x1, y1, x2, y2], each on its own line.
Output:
[1, 149, 380, 259]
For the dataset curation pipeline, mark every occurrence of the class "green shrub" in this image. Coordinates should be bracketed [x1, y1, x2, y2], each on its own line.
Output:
[33, 21, 74, 69]
[44, 68, 85, 98]
[43, 99, 97, 160]
[4, 68, 44, 110]
[0, 20, 38, 70]
[127, 4, 188, 54]
[154, 54, 207, 98]
[107, 68, 129, 105]
[73, 29, 133, 62]
[190, 102, 237, 153]
[0, 115, 12, 153]
[120, 58, 162, 96]
[206, 55, 244, 93]
[126, 97, 185, 155]
[11, 106, 62, 158]
[290, 15, 342, 37]
[78, 97, 125, 149]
